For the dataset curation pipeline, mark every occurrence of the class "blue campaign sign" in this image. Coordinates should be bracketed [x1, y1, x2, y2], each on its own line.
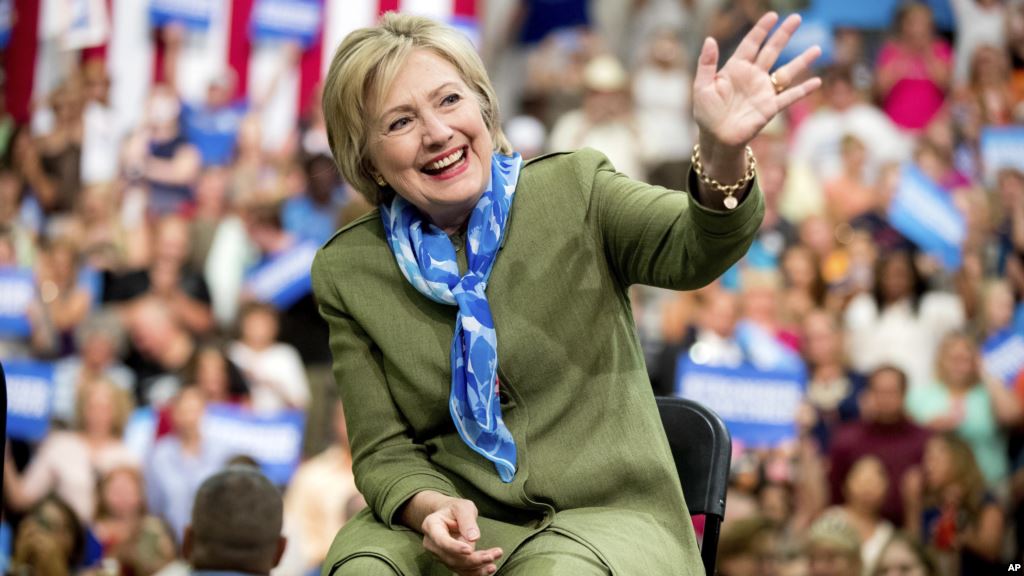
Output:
[982, 329, 1024, 387]
[201, 404, 305, 485]
[808, 0, 953, 30]
[0, 0, 12, 50]
[0, 268, 34, 338]
[250, 0, 322, 47]
[676, 357, 805, 448]
[150, 0, 213, 30]
[5, 361, 55, 442]
[887, 163, 965, 270]
[245, 240, 319, 309]
[980, 126, 1024, 186]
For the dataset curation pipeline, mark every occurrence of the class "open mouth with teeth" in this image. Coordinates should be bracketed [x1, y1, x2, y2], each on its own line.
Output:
[422, 147, 468, 176]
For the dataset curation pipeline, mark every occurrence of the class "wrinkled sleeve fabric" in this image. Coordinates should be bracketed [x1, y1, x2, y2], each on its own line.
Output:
[311, 249, 459, 529]
[571, 148, 765, 290]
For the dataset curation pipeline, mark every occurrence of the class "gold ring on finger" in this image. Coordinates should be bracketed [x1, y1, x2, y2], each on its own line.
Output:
[770, 72, 785, 94]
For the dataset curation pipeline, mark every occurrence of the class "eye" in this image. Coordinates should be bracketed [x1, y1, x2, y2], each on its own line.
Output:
[388, 117, 411, 132]
[441, 93, 461, 106]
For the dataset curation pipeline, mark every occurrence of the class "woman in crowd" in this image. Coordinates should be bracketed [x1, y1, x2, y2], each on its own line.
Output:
[904, 433, 1005, 575]
[92, 466, 150, 559]
[313, 10, 820, 575]
[779, 244, 828, 323]
[29, 237, 94, 358]
[10, 496, 86, 576]
[906, 332, 1019, 485]
[4, 377, 138, 522]
[876, 2, 953, 132]
[801, 309, 864, 449]
[825, 455, 895, 573]
[844, 249, 965, 388]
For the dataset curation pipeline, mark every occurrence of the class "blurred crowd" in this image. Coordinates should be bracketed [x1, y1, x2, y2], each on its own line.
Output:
[3, 0, 1024, 575]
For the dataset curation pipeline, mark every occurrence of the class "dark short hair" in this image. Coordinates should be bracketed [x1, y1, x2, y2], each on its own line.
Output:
[189, 466, 283, 572]
[869, 365, 908, 395]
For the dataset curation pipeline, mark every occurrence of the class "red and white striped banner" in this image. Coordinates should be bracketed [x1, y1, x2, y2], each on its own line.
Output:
[5, 0, 478, 149]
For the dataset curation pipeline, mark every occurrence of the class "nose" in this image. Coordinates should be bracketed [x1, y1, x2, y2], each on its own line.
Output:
[420, 109, 453, 148]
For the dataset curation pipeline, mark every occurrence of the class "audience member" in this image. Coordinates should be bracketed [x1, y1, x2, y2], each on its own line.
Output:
[279, 401, 361, 574]
[9, 496, 86, 576]
[829, 366, 931, 525]
[871, 531, 939, 576]
[801, 309, 864, 449]
[548, 54, 646, 180]
[121, 85, 201, 217]
[876, 2, 953, 132]
[146, 387, 229, 539]
[904, 433, 1005, 574]
[826, 455, 895, 573]
[92, 466, 149, 559]
[716, 515, 780, 576]
[52, 309, 135, 424]
[844, 249, 965, 388]
[4, 377, 138, 522]
[183, 466, 287, 575]
[804, 509, 863, 576]
[906, 332, 1020, 485]
[229, 302, 310, 413]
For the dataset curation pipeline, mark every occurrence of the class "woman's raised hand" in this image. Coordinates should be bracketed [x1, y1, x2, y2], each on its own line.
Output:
[420, 497, 503, 576]
[693, 12, 822, 149]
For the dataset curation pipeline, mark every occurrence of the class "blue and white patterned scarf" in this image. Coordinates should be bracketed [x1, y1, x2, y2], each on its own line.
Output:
[380, 152, 522, 482]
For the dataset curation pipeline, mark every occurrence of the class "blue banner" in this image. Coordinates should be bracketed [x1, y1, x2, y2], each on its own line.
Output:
[980, 126, 1024, 187]
[5, 361, 55, 442]
[887, 163, 965, 270]
[251, 0, 322, 47]
[982, 329, 1024, 387]
[808, 0, 953, 30]
[0, 0, 12, 50]
[245, 240, 318, 309]
[0, 268, 34, 337]
[201, 404, 305, 485]
[676, 357, 805, 448]
[150, 0, 213, 30]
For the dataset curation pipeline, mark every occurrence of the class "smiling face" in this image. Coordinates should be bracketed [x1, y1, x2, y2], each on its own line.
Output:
[368, 50, 493, 232]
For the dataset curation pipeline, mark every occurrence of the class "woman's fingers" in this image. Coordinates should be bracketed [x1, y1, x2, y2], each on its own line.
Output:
[775, 77, 823, 112]
[422, 514, 472, 555]
[452, 499, 481, 543]
[420, 500, 503, 574]
[731, 11, 779, 62]
[771, 45, 822, 89]
[754, 13, 803, 71]
[693, 37, 720, 92]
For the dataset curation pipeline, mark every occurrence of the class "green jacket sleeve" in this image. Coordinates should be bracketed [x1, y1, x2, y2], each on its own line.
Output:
[311, 248, 459, 528]
[574, 148, 765, 290]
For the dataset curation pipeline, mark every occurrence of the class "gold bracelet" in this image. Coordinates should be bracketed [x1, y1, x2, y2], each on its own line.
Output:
[691, 144, 757, 210]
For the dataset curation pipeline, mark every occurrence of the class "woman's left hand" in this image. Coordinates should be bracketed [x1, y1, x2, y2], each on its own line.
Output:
[693, 12, 822, 149]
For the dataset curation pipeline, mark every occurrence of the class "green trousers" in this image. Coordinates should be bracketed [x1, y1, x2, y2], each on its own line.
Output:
[331, 530, 610, 576]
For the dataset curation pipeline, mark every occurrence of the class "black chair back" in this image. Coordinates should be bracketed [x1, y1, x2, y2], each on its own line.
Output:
[656, 396, 731, 576]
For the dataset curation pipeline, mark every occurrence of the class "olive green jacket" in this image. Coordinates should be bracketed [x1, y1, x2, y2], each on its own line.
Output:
[311, 148, 764, 575]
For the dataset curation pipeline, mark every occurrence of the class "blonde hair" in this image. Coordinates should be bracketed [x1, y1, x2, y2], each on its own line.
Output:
[75, 377, 134, 437]
[321, 12, 512, 205]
